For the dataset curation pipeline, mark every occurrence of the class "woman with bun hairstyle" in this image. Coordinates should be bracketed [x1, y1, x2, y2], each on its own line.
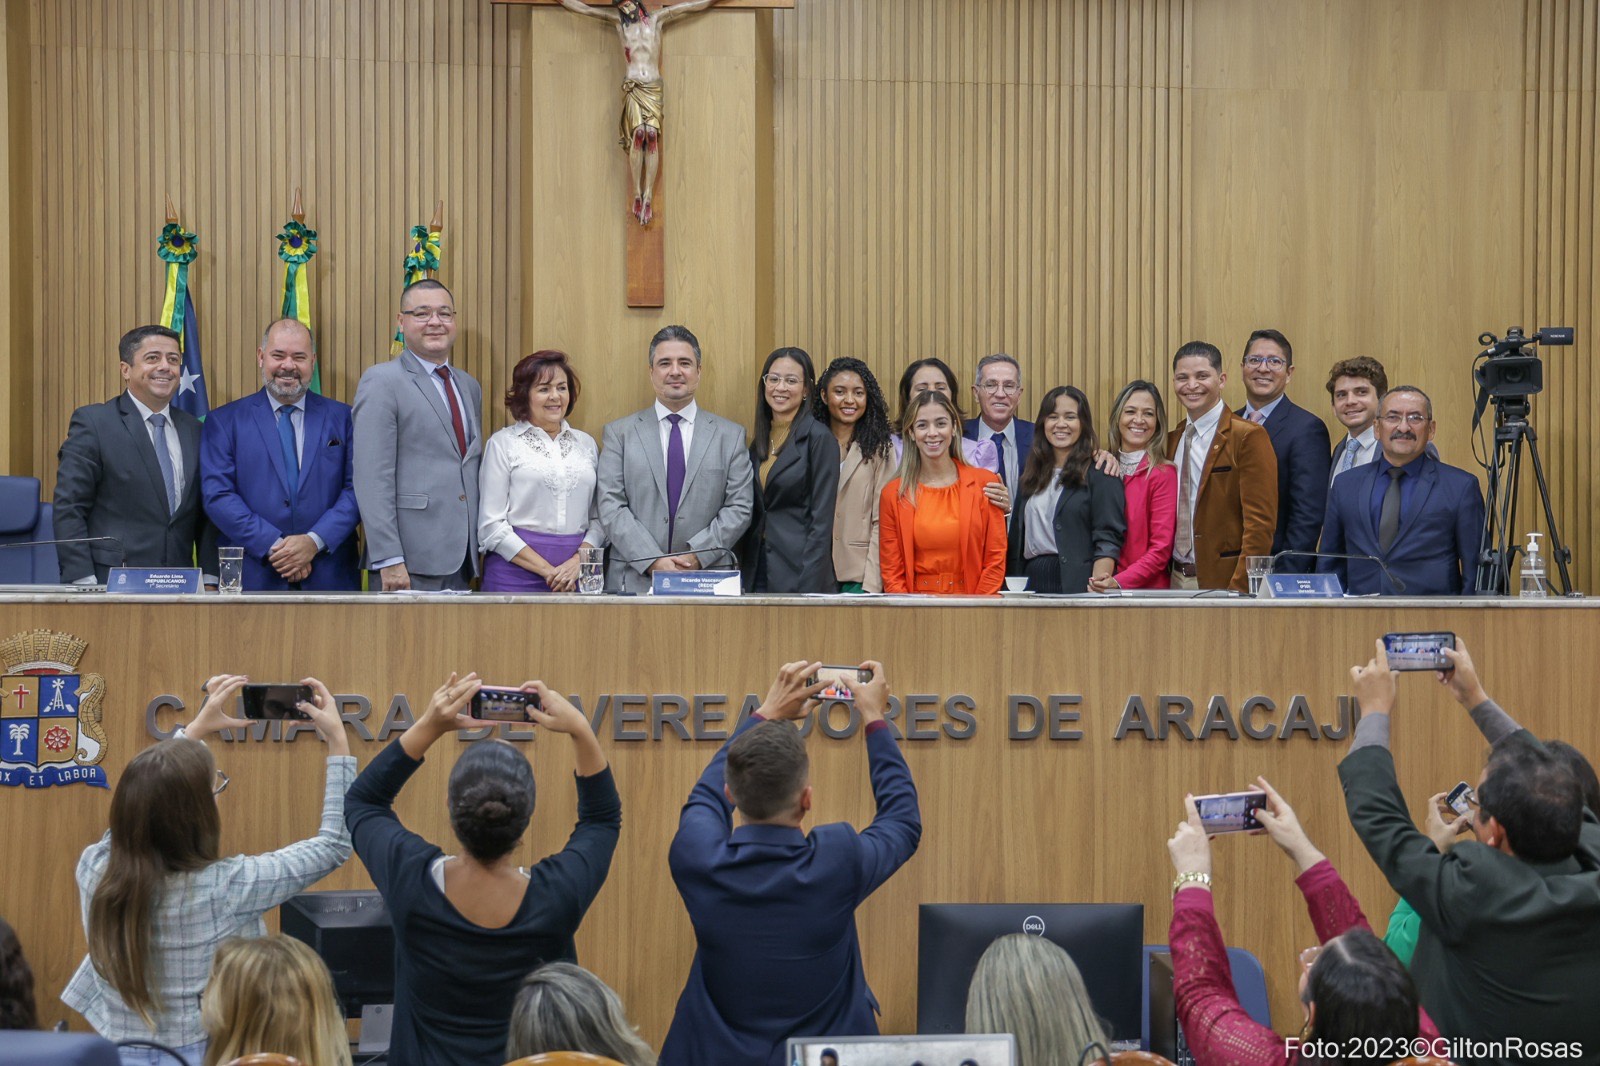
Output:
[346, 673, 620, 1066]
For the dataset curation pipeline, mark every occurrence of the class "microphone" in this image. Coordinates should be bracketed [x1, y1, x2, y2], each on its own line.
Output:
[0, 536, 127, 575]
[617, 546, 738, 570]
[1265, 549, 1406, 594]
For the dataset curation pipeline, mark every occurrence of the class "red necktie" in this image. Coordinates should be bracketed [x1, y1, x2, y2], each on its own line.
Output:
[435, 366, 468, 456]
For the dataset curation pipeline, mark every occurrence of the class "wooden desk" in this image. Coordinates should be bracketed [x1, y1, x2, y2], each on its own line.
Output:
[3, 594, 1593, 1041]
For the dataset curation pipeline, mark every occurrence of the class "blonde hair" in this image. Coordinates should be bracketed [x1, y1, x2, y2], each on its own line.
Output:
[964, 934, 1109, 1066]
[1104, 380, 1171, 472]
[201, 936, 352, 1066]
[895, 388, 966, 504]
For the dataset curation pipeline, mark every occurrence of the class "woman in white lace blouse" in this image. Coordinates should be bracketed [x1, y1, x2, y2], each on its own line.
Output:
[478, 351, 606, 593]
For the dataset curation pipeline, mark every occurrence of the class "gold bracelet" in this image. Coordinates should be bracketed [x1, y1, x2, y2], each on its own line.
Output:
[1172, 871, 1212, 895]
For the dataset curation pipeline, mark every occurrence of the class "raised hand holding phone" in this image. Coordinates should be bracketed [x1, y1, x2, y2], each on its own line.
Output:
[187, 674, 252, 740]
[758, 660, 827, 722]
[1251, 776, 1326, 872]
[523, 681, 607, 776]
[1435, 637, 1490, 709]
[296, 677, 350, 757]
[401, 672, 485, 760]
[853, 661, 889, 726]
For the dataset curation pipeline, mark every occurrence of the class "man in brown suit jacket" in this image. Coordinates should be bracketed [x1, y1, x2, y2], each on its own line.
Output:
[1166, 341, 1278, 591]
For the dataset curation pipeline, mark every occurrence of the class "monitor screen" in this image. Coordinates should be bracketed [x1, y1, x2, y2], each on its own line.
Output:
[787, 1033, 1017, 1065]
[279, 890, 394, 1016]
[917, 903, 1144, 1041]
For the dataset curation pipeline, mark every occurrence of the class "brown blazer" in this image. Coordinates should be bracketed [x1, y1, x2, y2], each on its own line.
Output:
[1167, 409, 1278, 591]
[831, 441, 897, 591]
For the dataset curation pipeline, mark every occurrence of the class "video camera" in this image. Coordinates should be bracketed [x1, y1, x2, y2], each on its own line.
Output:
[1474, 326, 1573, 400]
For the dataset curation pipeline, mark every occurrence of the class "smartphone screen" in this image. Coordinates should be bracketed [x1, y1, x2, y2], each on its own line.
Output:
[1193, 790, 1268, 835]
[241, 684, 313, 721]
[1382, 631, 1457, 671]
[806, 665, 873, 702]
[1446, 781, 1476, 817]
[472, 686, 541, 723]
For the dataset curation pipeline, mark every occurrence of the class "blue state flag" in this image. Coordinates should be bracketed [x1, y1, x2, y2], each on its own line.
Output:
[173, 296, 209, 420]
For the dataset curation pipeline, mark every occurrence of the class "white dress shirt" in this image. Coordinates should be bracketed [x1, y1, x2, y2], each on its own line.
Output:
[1173, 399, 1226, 564]
[655, 399, 698, 462]
[268, 395, 325, 553]
[128, 393, 185, 501]
[1331, 425, 1379, 482]
[980, 420, 1018, 492]
[478, 421, 607, 561]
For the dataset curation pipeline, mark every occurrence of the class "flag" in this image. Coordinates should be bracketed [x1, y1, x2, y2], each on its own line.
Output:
[276, 218, 321, 393]
[157, 222, 209, 419]
[390, 222, 443, 354]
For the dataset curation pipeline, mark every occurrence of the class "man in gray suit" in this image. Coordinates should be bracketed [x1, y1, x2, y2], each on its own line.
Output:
[597, 324, 754, 593]
[352, 279, 484, 591]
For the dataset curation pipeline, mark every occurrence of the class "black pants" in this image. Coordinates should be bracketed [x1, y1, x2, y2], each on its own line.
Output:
[1023, 555, 1063, 594]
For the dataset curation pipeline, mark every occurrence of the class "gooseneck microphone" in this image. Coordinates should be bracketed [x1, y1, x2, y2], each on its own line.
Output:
[1264, 549, 1406, 594]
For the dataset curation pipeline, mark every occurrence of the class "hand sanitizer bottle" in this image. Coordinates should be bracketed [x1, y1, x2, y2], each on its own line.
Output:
[1519, 532, 1548, 598]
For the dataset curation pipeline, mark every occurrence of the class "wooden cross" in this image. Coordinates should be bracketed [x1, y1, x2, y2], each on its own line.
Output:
[498, 0, 793, 306]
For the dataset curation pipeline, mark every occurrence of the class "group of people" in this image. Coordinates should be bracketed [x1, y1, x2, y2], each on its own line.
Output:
[53, 285, 1484, 597]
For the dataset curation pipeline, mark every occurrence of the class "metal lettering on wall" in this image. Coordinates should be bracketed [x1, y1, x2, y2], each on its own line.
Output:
[145, 692, 1358, 743]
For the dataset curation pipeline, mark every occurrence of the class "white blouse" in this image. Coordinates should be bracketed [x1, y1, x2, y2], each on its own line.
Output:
[477, 421, 607, 561]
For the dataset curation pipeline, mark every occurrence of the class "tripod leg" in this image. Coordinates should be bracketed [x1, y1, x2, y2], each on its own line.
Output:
[1522, 430, 1576, 595]
[1477, 445, 1506, 594]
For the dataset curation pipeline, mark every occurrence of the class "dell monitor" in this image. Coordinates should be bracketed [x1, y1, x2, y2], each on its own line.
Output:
[280, 889, 394, 1050]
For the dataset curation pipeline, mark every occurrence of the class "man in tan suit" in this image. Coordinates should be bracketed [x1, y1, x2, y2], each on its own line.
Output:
[1166, 341, 1277, 591]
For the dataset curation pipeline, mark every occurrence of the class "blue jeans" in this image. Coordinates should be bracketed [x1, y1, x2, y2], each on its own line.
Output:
[118, 1040, 205, 1066]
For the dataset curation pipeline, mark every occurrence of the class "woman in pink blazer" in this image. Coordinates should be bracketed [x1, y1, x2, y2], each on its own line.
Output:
[1092, 380, 1177, 590]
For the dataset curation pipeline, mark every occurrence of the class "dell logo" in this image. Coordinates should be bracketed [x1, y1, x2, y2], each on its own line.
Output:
[1022, 915, 1046, 936]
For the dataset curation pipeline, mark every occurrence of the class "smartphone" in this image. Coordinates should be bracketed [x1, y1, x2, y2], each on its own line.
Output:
[1193, 790, 1268, 835]
[1382, 631, 1457, 672]
[1445, 781, 1476, 817]
[805, 665, 874, 702]
[241, 684, 314, 721]
[472, 686, 541, 723]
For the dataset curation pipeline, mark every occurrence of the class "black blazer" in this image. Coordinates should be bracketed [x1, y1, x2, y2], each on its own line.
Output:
[1007, 466, 1127, 592]
[739, 410, 840, 593]
[1238, 396, 1331, 568]
[53, 392, 218, 582]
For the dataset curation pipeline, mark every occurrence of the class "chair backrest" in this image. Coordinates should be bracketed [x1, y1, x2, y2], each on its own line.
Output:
[0, 475, 56, 583]
[0, 1032, 120, 1066]
[222, 1056, 306, 1066]
[1143, 943, 1272, 1050]
[504, 1054, 626, 1066]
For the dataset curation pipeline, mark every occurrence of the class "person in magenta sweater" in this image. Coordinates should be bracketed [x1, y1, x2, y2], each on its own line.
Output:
[1093, 380, 1177, 590]
[1165, 777, 1440, 1066]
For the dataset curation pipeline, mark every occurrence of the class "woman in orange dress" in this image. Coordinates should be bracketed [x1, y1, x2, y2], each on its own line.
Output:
[878, 390, 1007, 595]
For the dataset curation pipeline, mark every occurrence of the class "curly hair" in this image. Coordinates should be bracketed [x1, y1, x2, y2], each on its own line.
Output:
[813, 357, 894, 463]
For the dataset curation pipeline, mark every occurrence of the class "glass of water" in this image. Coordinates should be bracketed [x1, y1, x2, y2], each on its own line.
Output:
[1246, 555, 1272, 598]
[578, 544, 604, 595]
[218, 546, 244, 595]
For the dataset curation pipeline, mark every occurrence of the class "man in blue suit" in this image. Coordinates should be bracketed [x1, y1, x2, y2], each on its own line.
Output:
[200, 319, 361, 590]
[1320, 386, 1483, 595]
[1237, 329, 1331, 571]
[964, 352, 1033, 498]
[660, 660, 921, 1066]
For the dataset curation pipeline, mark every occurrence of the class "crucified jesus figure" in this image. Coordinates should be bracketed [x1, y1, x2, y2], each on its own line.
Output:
[558, 0, 722, 225]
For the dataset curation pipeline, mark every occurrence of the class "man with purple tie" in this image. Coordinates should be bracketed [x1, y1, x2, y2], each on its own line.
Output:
[596, 325, 754, 593]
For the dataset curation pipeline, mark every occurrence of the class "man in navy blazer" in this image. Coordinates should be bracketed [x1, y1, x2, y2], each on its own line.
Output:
[1320, 386, 1483, 595]
[1236, 330, 1331, 571]
[964, 352, 1033, 498]
[660, 661, 921, 1066]
[200, 319, 361, 590]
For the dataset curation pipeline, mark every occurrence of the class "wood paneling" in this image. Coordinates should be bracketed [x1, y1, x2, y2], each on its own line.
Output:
[21, 0, 525, 484]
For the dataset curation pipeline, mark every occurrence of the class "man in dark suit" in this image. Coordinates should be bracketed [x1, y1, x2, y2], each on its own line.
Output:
[1320, 386, 1482, 595]
[660, 660, 920, 1066]
[1236, 329, 1330, 571]
[1342, 640, 1600, 1063]
[53, 324, 217, 583]
[200, 319, 361, 591]
[964, 352, 1033, 498]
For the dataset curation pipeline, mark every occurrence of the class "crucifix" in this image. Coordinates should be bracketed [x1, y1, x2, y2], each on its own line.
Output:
[505, 0, 794, 306]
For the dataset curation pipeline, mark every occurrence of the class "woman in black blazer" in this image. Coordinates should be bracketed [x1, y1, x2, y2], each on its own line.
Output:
[740, 346, 840, 592]
[1007, 385, 1127, 593]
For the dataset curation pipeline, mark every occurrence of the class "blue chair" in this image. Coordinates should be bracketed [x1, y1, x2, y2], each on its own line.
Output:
[0, 475, 59, 583]
[0, 1031, 119, 1065]
[1142, 943, 1271, 1049]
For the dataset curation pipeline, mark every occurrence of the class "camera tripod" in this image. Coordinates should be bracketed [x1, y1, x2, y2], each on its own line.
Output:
[1475, 397, 1574, 595]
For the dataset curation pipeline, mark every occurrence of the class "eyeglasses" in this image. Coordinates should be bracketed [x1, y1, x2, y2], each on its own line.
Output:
[1380, 412, 1429, 426]
[762, 374, 803, 388]
[399, 307, 456, 322]
[1243, 355, 1288, 369]
[212, 769, 230, 796]
[978, 381, 1024, 395]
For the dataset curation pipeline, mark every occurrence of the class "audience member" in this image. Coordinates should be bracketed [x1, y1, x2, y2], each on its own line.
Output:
[200, 319, 360, 591]
[505, 962, 654, 1066]
[964, 933, 1108, 1066]
[1237, 330, 1330, 571]
[478, 351, 605, 593]
[1320, 386, 1482, 595]
[62, 675, 352, 1066]
[659, 660, 920, 1065]
[1342, 638, 1600, 1061]
[345, 672, 620, 1066]
[1168, 341, 1277, 591]
[597, 325, 754, 592]
[814, 357, 897, 592]
[0, 915, 36, 1031]
[893, 359, 1009, 513]
[879, 390, 1007, 595]
[353, 279, 484, 591]
[1006, 386, 1125, 594]
[1166, 777, 1436, 1066]
[740, 346, 839, 593]
[53, 324, 218, 584]
[964, 353, 1032, 499]
[200, 935, 352, 1066]
[1325, 356, 1388, 483]
[1097, 380, 1176, 589]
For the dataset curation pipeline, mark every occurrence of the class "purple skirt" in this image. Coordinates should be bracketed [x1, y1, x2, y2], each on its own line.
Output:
[481, 529, 588, 593]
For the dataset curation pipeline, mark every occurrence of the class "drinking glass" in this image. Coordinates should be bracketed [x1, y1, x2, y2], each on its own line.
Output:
[218, 547, 244, 595]
[578, 544, 605, 595]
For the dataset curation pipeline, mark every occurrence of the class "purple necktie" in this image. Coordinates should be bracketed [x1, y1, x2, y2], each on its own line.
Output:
[665, 413, 686, 548]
